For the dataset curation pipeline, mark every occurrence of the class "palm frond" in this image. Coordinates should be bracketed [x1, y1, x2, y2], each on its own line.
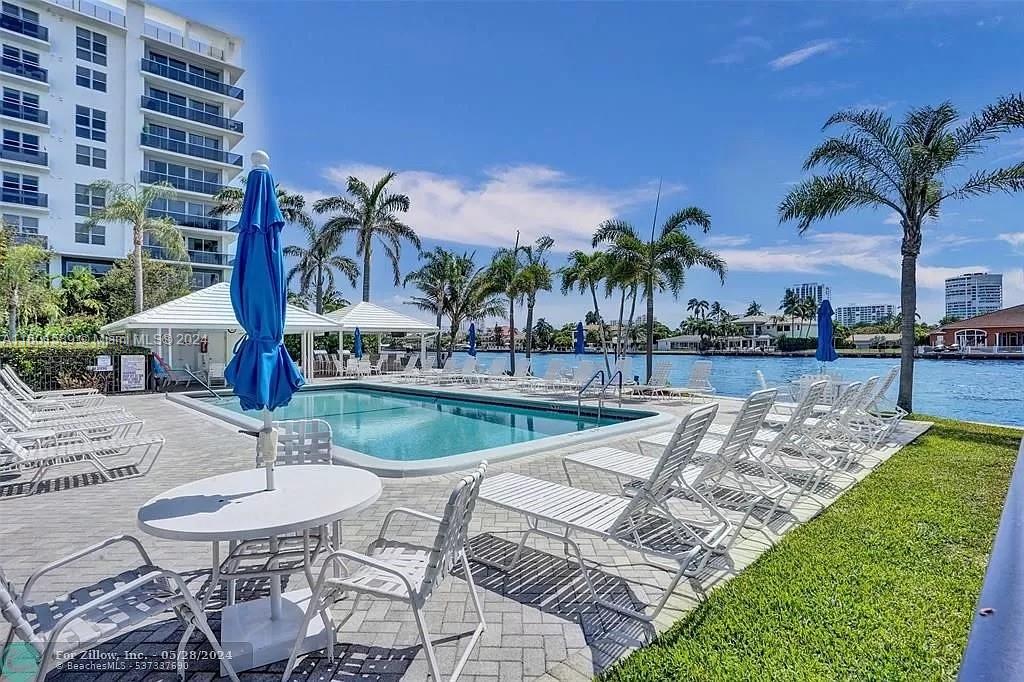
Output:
[778, 173, 903, 232]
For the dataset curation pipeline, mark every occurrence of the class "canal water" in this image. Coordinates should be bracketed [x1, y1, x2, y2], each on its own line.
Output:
[453, 351, 1024, 427]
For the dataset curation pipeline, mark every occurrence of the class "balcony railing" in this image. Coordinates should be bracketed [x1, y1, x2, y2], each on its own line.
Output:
[140, 58, 243, 100]
[140, 170, 224, 196]
[140, 96, 243, 133]
[44, 0, 125, 28]
[1, 188, 48, 207]
[1, 57, 47, 83]
[144, 22, 225, 62]
[147, 208, 229, 231]
[1, 12, 48, 41]
[141, 132, 242, 166]
[1, 101, 47, 124]
[1, 146, 48, 166]
[7, 231, 47, 248]
[145, 245, 227, 265]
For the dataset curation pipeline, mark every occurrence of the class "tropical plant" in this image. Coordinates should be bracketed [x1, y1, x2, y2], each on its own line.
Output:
[210, 182, 313, 228]
[533, 317, 555, 350]
[687, 298, 710, 320]
[779, 289, 800, 329]
[709, 301, 725, 322]
[518, 236, 555, 359]
[97, 255, 190, 322]
[745, 300, 763, 316]
[284, 222, 358, 314]
[606, 256, 642, 357]
[405, 247, 461, 367]
[85, 182, 186, 313]
[487, 244, 526, 374]
[314, 172, 420, 302]
[445, 254, 505, 360]
[779, 95, 1024, 411]
[560, 250, 611, 372]
[320, 288, 350, 313]
[795, 297, 818, 336]
[594, 208, 726, 381]
[60, 267, 103, 317]
[0, 243, 52, 339]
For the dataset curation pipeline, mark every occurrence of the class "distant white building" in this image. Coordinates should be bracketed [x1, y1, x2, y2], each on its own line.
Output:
[2, 0, 245, 289]
[786, 282, 831, 306]
[945, 273, 1002, 319]
[835, 304, 896, 326]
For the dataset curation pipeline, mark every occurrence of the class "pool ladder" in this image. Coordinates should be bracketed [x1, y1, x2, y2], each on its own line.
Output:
[577, 369, 624, 420]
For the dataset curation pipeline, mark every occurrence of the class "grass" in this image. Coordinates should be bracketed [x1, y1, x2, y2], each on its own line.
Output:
[602, 417, 1023, 682]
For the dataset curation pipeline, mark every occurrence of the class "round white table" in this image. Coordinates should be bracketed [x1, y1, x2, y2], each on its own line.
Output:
[137, 465, 382, 673]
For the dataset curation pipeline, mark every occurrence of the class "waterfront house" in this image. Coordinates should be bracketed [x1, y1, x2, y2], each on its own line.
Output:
[929, 304, 1024, 350]
[851, 333, 902, 349]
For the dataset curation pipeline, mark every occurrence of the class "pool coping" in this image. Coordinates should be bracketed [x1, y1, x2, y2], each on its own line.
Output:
[167, 380, 677, 477]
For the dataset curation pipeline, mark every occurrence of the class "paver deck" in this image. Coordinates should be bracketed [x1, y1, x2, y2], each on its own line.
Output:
[0, 380, 929, 681]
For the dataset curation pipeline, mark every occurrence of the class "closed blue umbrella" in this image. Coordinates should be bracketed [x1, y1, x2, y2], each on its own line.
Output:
[816, 299, 839, 363]
[467, 322, 477, 356]
[574, 321, 585, 355]
[225, 151, 303, 490]
[353, 327, 363, 359]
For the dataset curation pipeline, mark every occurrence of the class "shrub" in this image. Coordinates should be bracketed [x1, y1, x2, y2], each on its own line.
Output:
[776, 336, 818, 352]
[0, 342, 150, 392]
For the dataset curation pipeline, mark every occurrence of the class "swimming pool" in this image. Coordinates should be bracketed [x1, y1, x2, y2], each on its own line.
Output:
[181, 384, 665, 475]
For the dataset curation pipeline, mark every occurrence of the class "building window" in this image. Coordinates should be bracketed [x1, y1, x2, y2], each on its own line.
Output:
[2, 212, 38, 234]
[75, 65, 106, 92]
[3, 86, 38, 109]
[74, 183, 104, 217]
[74, 222, 105, 245]
[3, 171, 37, 192]
[3, 43, 39, 65]
[146, 159, 220, 185]
[75, 144, 105, 168]
[3, 128, 39, 153]
[2, 2, 40, 23]
[75, 27, 107, 65]
[62, 257, 112, 276]
[75, 106, 105, 141]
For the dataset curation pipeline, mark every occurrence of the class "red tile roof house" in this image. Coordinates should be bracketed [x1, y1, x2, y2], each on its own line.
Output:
[929, 304, 1024, 350]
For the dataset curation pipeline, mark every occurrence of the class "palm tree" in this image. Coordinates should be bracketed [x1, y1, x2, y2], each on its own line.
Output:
[687, 298, 710, 320]
[210, 182, 313, 228]
[284, 222, 359, 314]
[0, 243, 50, 339]
[605, 256, 641, 358]
[594, 208, 726, 381]
[86, 182, 186, 313]
[796, 297, 818, 337]
[518, 236, 555, 360]
[314, 172, 420, 302]
[709, 301, 725, 322]
[486, 245, 526, 374]
[745, 300, 763, 317]
[446, 254, 505, 361]
[560, 250, 611, 373]
[405, 247, 460, 367]
[779, 289, 800, 332]
[779, 96, 1024, 411]
[533, 317, 555, 350]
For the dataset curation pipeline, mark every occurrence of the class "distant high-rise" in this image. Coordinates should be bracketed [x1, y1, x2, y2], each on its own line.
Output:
[835, 304, 896, 326]
[945, 273, 1003, 319]
[786, 282, 831, 306]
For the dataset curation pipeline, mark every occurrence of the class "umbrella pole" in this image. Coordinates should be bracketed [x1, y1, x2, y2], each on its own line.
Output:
[259, 407, 284, 620]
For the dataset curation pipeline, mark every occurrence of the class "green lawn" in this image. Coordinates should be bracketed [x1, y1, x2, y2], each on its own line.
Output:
[603, 418, 1023, 682]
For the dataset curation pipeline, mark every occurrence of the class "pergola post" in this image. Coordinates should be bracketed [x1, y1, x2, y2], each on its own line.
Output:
[420, 334, 427, 370]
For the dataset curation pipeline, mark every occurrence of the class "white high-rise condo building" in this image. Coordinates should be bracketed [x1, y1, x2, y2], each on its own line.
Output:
[2, 0, 244, 290]
[834, 304, 896, 326]
[786, 282, 831, 306]
[945, 273, 1003, 319]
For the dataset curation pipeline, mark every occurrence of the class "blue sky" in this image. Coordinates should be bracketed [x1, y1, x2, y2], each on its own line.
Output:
[165, 0, 1024, 326]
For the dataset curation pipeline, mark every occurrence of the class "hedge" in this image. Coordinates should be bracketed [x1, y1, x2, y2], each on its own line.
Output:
[775, 336, 856, 352]
[0, 342, 151, 393]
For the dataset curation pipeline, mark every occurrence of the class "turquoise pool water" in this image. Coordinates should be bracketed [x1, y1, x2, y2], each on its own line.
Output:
[204, 386, 632, 461]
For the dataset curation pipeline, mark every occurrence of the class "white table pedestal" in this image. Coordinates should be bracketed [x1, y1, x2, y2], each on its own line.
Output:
[219, 588, 327, 675]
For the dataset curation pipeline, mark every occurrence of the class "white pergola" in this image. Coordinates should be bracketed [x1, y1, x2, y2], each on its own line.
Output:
[324, 301, 439, 368]
[99, 282, 341, 375]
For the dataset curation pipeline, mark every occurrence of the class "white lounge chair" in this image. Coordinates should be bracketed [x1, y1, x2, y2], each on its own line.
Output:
[672, 360, 715, 401]
[0, 384, 126, 422]
[0, 535, 239, 682]
[0, 428, 164, 499]
[425, 356, 461, 384]
[472, 357, 506, 387]
[766, 380, 877, 461]
[451, 355, 478, 384]
[0, 389, 137, 437]
[499, 361, 531, 389]
[0, 371, 105, 410]
[628, 360, 673, 398]
[394, 354, 420, 383]
[1, 365, 99, 398]
[519, 359, 563, 393]
[475, 405, 727, 621]
[283, 463, 488, 682]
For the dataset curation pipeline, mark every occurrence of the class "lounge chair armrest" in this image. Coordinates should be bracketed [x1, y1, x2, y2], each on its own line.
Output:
[379, 507, 444, 540]
[321, 549, 417, 594]
[22, 535, 154, 602]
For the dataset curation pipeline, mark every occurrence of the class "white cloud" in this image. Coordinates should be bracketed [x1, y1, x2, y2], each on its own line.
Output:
[704, 234, 752, 247]
[769, 39, 844, 70]
[883, 212, 902, 225]
[998, 232, 1024, 251]
[316, 164, 680, 251]
[710, 35, 771, 65]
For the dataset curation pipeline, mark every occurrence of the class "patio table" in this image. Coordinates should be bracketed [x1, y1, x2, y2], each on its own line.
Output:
[137, 465, 382, 673]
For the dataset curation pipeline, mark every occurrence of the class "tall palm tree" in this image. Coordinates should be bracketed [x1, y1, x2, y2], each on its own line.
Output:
[487, 244, 526, 374]
[210, 182, 313, 228]
[745, 300, 763, 317]
[779, 289, 800, 332]
[447, 255, 505, 360]
[86, 182, 186, 313]
[709, 301, 725, 322]
[687, 298, 710, 320]
[518, 236, 555, 360]
[0, 243, 50, 339]
[605, 256, 641, 358]
[780, 96, 1024, 411]
[560, 250, 611, 373]
[796, 297, 818, 337]
[314, 172, 420, 302]
[594, 208, 726, 381]
[284, 222, 359, 314]
[405, 247, 460, 367]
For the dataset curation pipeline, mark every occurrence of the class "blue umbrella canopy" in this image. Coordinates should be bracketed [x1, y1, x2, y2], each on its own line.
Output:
[467, 322, 477, 356]
[816, 299, 839, 363]
[224, 157, 304, 411]
[353, 327, 363, 359]
[574, 322, 585, 355]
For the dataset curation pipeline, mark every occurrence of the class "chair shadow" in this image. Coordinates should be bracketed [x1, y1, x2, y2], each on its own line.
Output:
[0, 465, 139, 498]
[461, 533, 657, 674]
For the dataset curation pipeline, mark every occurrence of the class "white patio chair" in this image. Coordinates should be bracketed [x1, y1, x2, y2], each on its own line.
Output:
[0, 535, 239, 682]
[283, 463, 488, 682]
[0, 382, 124, 419]
[395, 354, 420, 383]
[207, 362, 227, 387]
[0, 428, 164, 499]
[450, 355, 478, 384]
[0, 371, 105, 410]
[627, 360, 673, 398]
[519, 359, 563, 393]
[767, 380, 877, 461]
[499, 361, 531, 389]
[1, 365, 99, 399]
[0, 389, 136, 435]
[673, 360, 715, 401]
[425, 356, 461, 384]
[475, 405, 727, 621]
[471, 357, 506, 387]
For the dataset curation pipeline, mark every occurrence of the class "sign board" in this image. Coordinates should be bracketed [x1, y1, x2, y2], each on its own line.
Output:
[96, 354, 112, 369]
[120, 355, 146, 392]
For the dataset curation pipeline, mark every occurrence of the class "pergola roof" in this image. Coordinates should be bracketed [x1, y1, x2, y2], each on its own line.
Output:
[99, 282, 340, 334]
[325, 301, 439, 334]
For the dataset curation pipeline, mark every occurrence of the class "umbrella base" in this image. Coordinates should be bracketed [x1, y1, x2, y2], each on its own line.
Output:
[220, 587, 328, 674]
